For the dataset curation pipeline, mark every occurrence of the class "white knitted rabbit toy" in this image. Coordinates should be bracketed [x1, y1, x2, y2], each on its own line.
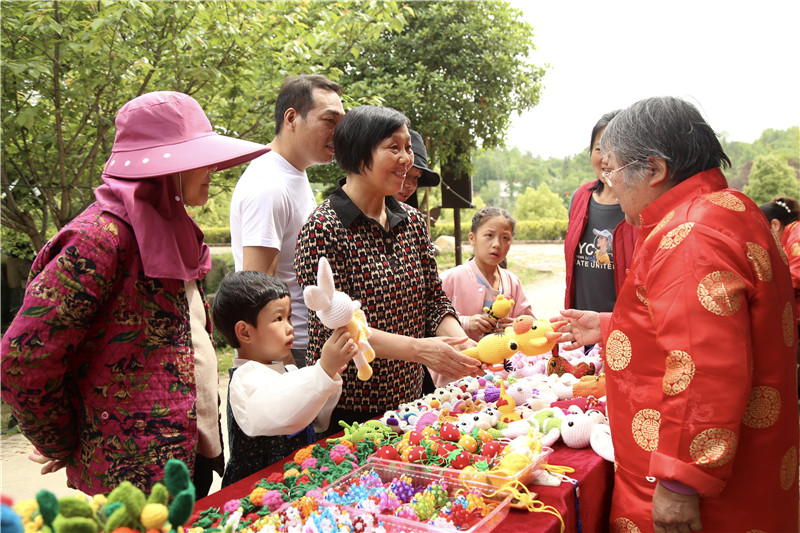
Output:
[303, 256, 375, 380]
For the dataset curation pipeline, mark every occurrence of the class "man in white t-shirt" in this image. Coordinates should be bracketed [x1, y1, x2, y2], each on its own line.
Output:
[230, 74, 345, 367]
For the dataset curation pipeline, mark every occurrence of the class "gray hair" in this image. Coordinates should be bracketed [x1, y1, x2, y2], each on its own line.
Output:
[600, 96, 730, 187]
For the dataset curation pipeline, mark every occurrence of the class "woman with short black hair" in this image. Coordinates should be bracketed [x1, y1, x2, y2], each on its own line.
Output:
[295, 105, 481, 431]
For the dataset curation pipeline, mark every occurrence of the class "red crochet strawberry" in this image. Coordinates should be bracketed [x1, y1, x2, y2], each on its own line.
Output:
[449, 450, 474, 470]
[437, 441, 459, 458]
[439, 423, 461, 442]
[408, 430, 425, 445]
[407, 446, 428, 464]
[479, 441, 505, 459]
[375, 445, 400, 461]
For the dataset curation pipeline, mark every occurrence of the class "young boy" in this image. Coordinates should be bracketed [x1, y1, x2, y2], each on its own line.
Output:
[211, 270, 355, 487]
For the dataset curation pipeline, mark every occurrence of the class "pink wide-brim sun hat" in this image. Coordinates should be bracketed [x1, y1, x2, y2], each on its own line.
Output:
[103, 91, 269, 179]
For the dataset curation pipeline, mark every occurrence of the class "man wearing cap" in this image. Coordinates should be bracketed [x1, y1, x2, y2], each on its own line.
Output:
[395, 129, 441, 207]
[231, 74, 344, 368]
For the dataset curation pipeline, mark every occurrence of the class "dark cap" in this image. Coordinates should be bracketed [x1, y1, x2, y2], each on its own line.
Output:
[410, 129, 440, 187]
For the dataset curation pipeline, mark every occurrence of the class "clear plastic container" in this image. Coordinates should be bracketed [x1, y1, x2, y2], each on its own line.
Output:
[323, 459, 514, 533]
[367, 446, 553, 491]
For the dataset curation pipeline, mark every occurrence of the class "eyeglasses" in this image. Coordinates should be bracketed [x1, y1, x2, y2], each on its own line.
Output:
[601, 160, 641, 188]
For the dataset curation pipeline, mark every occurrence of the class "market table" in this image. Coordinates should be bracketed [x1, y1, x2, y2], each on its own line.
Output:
[190, 442, 612, 533]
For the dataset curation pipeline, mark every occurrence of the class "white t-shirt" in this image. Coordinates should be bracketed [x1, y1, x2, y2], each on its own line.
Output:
[229, 358, 342, 436]
[230, 151, 317, 349]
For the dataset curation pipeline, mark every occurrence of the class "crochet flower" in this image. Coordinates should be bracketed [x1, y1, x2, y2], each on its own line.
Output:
[266, 472, 285, 484]
[261, 490, 285, 512]
[300, 457, 318, 470]
[249, 487, 268, 506]
[222, 499, 242, 514]
[293, 444, 315, 464]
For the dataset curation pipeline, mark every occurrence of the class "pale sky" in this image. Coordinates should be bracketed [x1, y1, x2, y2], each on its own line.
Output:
[506, 0, 800, 158]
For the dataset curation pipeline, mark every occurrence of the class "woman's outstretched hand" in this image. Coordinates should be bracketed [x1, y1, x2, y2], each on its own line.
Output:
[417, 336, 482, 381]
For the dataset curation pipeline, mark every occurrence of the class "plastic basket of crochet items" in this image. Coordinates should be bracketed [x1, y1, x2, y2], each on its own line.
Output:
[369, 441, 553, 494]
[318, 459, 513, 533]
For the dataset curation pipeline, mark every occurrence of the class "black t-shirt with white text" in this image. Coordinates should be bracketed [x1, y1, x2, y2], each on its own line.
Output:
[573, 196, 626, 312]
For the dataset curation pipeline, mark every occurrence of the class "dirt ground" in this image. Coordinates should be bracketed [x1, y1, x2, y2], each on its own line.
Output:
[0, 243, 567, 500]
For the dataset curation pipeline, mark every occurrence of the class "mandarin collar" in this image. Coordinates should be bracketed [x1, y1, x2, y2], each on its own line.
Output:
[639, 168, 728, 230]
[329, 186, 409, 230]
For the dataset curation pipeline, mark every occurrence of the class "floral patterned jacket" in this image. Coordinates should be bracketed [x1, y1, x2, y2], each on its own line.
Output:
[1, 204, 207, 494]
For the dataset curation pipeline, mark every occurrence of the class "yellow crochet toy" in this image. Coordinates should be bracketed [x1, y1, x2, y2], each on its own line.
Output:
[461, 315, 563, 365]
[461, 331, 520, 365]
[507, 315, 564, 357]
[483, 294, 514, 321]
[304, 257, 375, 380]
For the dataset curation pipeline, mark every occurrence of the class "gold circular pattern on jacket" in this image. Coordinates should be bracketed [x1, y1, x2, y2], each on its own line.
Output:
[745, 242, 772, 282]
[705, 191, 746, 211]
[791, 242, 800, 257]
[632, 409, 661, 451]
[697, 271, 744, 316]
[780, 446, 798, 491]
[662, 350, 695, 396]
[658, 222, 694, 250]
[635, 285, 647, 305]
[612, 517, 642, 533]
[606, 330, 632, 371]
[773, 231, 789, 266]
[635, 286, 654, 322]
[690, 428, 737, 468]
[783, 302, 795, 347]
[645, 211, 674, 242]
[742, 386, 780, 428]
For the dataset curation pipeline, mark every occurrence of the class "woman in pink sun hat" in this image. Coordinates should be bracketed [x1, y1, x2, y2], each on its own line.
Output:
[0, 91, 269, 496]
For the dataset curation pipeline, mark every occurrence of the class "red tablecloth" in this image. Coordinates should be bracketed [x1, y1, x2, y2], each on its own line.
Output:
[190, 443, 612, 533]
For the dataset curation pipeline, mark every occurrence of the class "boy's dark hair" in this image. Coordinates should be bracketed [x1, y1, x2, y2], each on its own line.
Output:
[274, 74, 342, 135]
[333, 105, 411, 175]
[211, 271, 290, 349]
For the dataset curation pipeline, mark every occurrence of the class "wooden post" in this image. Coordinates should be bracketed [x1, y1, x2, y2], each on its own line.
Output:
[454, 207, 462, 265]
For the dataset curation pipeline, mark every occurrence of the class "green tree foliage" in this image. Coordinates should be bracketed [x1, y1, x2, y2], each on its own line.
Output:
[474, 127, 798, 216]
[720, 138, 759, 191]
[743, 153, 800, 205]
[1, 0, 406, 252]
[473, 147, 594, 213]
[332, 0, 545, 186]
[515, 183, 567, 221]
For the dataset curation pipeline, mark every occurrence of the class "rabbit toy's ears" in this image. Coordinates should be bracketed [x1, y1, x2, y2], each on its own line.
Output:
[316, 257, 335, 297]
[303, 257, 335, 312]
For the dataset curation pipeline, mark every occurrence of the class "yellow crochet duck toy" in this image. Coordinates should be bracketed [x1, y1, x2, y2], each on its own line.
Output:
[483, 294, 514, 321]
[461, 315, 564, 365]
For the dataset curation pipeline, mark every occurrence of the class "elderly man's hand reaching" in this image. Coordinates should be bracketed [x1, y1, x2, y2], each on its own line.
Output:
[555, 309, 603, 350]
